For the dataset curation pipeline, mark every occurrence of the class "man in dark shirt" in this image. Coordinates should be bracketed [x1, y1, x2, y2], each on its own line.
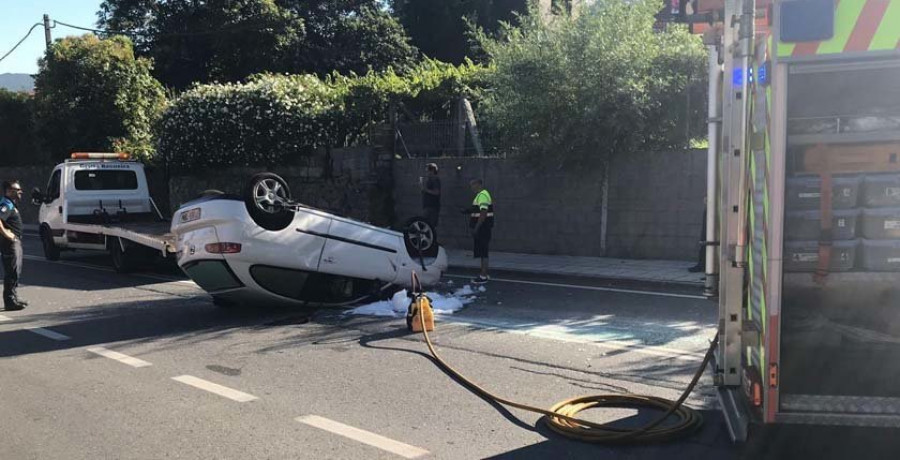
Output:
[421, 163, 441, 229]
[0, 180, 26, 311]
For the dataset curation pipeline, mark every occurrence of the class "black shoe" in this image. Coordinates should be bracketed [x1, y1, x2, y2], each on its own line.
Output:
[4, 302, 25, 311]
[472, 275, 490, 284]
[688, 265, 704, 273]
[14, 298, 28, 307]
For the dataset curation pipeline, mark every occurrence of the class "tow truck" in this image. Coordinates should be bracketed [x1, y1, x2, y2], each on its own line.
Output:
[31, 153, 176, 272]
[685, 0, 900, 441]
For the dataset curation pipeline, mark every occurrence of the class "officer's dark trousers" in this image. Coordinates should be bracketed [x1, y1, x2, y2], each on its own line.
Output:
[2, 240, 22, 305]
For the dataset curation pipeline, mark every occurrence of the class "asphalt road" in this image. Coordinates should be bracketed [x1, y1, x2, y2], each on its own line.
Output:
[0, 234, 741, 459]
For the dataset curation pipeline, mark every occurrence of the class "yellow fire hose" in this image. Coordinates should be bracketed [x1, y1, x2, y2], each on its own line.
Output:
[408, 277, 719, 444]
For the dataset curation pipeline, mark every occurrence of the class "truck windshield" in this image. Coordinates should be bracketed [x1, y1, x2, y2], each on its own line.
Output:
[74, 170, 138, 191]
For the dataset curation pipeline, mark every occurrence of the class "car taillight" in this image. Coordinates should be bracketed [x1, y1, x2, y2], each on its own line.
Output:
[180, 207, 201, 223]
[205, 242, 242, 254]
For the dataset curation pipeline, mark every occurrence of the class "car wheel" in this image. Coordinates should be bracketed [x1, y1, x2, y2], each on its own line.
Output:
[40, 226, 60, 261]
[403, 217, 438, 258]
[244, 172, 294, 231]
[109, 238, 136, 273]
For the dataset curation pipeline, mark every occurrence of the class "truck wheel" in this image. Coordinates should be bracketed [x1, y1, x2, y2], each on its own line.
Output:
[244, 172, 294, 231]
[40, 227, 60, 261]
[403, 217, 439, 258]
[109, 238, 136, 273]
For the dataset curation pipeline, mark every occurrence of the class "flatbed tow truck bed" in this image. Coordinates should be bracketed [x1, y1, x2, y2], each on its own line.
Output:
[62, 220, 176, 255]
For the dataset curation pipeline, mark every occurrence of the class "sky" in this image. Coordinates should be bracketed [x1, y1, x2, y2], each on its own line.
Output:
[0, 0, 104, 74]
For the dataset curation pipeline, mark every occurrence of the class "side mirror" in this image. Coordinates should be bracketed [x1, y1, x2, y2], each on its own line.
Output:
[31, 188, 44, 206]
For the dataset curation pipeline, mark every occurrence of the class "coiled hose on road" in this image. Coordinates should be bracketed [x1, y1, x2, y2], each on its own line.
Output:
[410, 276, 719, 444]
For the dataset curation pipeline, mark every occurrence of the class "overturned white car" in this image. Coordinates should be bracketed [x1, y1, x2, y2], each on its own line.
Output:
[171, 173, 447, 307]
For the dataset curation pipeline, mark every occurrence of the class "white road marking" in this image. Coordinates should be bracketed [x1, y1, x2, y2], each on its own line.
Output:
[171, 375, 258, 402]
[444, 274, 706, 300]
[22, 254, 197, 286]
[87, 347, 152, 368]
[296, 415, 429, 459]
[25, 327, 71, 341]
[0, 315, 11, 322]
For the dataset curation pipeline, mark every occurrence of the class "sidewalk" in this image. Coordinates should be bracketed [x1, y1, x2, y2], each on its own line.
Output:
[446, 248, 705, 286]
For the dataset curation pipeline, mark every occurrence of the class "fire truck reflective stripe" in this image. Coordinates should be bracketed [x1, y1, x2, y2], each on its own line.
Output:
[791, 41, 821, 57]
[778, 41, 796, 57]
[844, 0, 890, 52]
[817, 0, 867, 55]
[870, 0, 900, 50]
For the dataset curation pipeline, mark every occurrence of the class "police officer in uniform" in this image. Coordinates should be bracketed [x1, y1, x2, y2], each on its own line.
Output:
[469, 178, 493, 284]
[0, 180, 27, 311]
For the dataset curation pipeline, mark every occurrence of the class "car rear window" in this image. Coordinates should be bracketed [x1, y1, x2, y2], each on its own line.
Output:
[74, 170, 138, 191]
[250, 265, 382, 303]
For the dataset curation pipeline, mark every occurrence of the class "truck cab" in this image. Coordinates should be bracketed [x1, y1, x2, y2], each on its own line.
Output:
[32, 153, 173, 271]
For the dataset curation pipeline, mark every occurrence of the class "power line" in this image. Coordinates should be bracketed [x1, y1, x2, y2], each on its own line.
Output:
[53, 19, 293, 40]
[0, 23, 43, 65]
[52, 20, 133, 37]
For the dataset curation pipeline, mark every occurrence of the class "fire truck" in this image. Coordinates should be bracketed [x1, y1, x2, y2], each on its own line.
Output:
[686, 0, 900, 441]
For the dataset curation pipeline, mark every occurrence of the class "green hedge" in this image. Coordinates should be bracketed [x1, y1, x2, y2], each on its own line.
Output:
[158, 59, 487, 170]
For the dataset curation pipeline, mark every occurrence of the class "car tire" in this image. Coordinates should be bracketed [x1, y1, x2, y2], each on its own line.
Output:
[40, 226, 60, 261]
[403, 217, 439, 258]
[109, 238, 136, 273]
[244, 172, 294, 231]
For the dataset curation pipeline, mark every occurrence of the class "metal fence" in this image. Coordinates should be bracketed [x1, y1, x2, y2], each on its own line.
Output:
[393, 120, 505, 159]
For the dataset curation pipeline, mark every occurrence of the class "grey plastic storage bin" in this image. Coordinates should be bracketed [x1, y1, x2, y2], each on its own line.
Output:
[861, 239, 900, 271]
[786, 175, 860, 210]
[861, 207, 900, 239]
[785, 209, 859, 241]
[863, 174, 900, 208]
[784, 240, 857, 272]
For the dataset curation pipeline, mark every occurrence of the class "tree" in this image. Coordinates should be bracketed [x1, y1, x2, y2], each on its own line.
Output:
[33, 35, 167, 162]
[99, 0, 304, 89]
[391, 0, 528, 64]
[476, 0, 707, 170]
[0, 90, 40, 165]
[98, 0, 417, 88]
[276, 1, 418, 76]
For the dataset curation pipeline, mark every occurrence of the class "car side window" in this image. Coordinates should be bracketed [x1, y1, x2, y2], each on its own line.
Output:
[47, 170, 61, 201]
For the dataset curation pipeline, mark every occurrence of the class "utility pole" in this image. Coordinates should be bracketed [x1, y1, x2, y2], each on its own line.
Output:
[43, 14, 52, 49]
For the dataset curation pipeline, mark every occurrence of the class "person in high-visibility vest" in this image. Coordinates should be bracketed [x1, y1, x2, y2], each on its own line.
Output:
[468, 179, 493, 284]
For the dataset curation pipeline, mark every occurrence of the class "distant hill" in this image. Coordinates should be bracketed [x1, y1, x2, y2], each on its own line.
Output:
[0, 73, 34, 92]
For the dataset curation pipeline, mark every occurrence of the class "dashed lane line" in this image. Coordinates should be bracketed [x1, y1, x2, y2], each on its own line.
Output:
[171, 375, 258, 402]
[87, 347, 152, 368]
[25, 327, 71, 341]
[296, 415, 429, 459]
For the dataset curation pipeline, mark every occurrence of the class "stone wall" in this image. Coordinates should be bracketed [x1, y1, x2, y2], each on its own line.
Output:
[393, 150, 707, 260]
[167, 147, 392, 226]
[393, 158, 605, 256]
[605, 150, 707, 260]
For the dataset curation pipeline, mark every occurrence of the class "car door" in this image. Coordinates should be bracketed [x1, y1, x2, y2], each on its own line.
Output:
[318, 217, 400, 282]
[39, 168, 64, 244]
